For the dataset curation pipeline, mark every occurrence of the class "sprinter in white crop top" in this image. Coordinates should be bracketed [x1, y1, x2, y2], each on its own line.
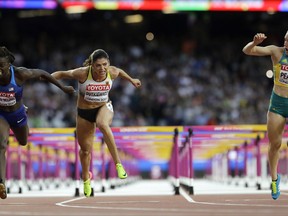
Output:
[52, 49, 141, 197]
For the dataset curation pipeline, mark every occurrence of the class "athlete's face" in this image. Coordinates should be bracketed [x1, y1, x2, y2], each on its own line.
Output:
[0, 57, 10, 78]
[92, 57, 110, 76]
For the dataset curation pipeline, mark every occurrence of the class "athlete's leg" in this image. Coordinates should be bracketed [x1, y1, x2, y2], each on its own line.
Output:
[267, 111, 285, 181]
[0, 118, 10, 199]
[10, 125, 29, 146]
[96, 103, 127, 179]
[0, 118, 9, 184]
[76, 116, 95, 181]
[96, 103, 121, 165]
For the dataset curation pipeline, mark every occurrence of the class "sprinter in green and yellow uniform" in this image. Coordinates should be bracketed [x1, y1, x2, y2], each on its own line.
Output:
[243, 31, 288, 200]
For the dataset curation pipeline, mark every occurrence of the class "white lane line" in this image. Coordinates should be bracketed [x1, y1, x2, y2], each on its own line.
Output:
[56, 196, 86, 206]
[179, 188, 288, 208]
[180, 188, 195, 203]
[84, 201, 160, 204]
[55, 197, 192, 212]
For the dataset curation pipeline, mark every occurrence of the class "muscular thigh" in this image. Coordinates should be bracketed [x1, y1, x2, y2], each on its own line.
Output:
[267, 111, 286, 143]
[10, 125, 29, 146]
[96, 102, 114, 126]
[76, 115, 96, 151]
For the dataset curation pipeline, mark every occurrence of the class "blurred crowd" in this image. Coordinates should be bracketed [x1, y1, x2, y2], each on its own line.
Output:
[1, 9, 285, 127]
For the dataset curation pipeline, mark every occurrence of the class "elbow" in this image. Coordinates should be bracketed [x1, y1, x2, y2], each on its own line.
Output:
[242, 48, 250, 55]
[51, 72, 60, 79]
[242, 48, 247, 54]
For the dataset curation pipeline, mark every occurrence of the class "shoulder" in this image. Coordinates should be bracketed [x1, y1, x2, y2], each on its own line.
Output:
[14, 66, 29, 73]
[73, 66, 89, 82]
[64, 66, 89, 78]
[270, 46, 285, 56]
[108, 66, 118, 73]
[264, 45, 284, 53]
[73, 66, 89, 74]
[13, 66, 31, 78]
[258, 45, 281, 53]
[254, 45, 283, 57]
[12, 66, 34, 83]
[269, 45, 283, 51]
[108, 66, 120, 79]
[269, 46, 285, 64]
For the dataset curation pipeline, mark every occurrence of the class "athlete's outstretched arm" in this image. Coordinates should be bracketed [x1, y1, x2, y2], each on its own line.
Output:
[18, 67, 75, 94]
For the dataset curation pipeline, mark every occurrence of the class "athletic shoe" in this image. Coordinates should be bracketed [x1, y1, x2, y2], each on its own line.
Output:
[116, 163, 128, 179]
[83, 172, 92, 197]
[271, 174, 280, 200]
[0, 183, 7, 199]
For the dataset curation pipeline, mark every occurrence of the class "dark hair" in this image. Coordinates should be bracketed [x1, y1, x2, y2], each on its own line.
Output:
[83, 49, 109, 66]
[0, 46, 15, 63]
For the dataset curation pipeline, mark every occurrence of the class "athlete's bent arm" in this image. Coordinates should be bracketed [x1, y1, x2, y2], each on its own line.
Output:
[110, 66, 141, 88]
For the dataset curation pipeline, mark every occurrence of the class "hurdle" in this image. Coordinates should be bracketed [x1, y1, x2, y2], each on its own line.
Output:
[168, 124, 285, 194]
[98, 126, 180, 191]
[7, 124, 288, 196]
[6, 139, 26, 194]
[7, 127, 144, 196]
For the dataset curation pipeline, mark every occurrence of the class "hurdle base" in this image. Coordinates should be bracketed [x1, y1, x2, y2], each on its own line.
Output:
[174, 186, 179, 195]
[74, 188, 80, 197]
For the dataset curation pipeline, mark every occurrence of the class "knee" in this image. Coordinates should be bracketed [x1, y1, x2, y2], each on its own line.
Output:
[79, 149, 91, 156]
[0, 137, 8, 150]
[18, 139, 28, 146]
[269, 141, 282, 152]
[96, 121, 109, 132]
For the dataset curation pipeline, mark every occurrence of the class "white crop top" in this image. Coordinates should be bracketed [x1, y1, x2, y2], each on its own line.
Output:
[78, 66, 113, 103]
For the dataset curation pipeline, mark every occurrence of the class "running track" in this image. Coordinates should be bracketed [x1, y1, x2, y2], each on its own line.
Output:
[1, 179, 287, 216]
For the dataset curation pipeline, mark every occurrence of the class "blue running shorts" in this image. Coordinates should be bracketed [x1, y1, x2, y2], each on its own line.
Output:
[0, 105, 28, 128]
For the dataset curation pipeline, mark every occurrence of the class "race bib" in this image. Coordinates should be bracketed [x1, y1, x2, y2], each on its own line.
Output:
[106, 102, 114, 112]
[0, 92, 16, 106]
[278, 65, 288, 84]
